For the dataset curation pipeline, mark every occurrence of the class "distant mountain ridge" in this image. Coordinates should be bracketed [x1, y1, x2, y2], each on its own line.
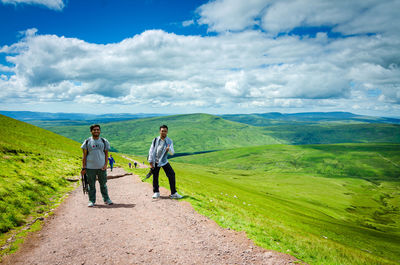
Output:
[0, 110, 167, 125]
[2, 110, 399, 125]
[221, 111, 400, 126]
[2, 111, 400, 155]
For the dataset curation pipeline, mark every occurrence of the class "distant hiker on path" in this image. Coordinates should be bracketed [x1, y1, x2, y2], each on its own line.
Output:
[134, 161, 137, 168]
[81, 124, 113, 207]
[108, 155, 115, 171]
[148, 125, 183, 199]
[129, 162, 132, 168]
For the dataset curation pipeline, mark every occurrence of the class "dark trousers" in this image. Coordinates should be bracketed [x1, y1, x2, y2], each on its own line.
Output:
[153, 162, 177, 194]
[86, 169, 110, 203]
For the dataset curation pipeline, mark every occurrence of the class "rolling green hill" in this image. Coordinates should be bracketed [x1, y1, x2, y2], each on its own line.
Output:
[38, 113, 400, 157]
[221, 112, 400, 125]
[40, 113, 282, 155]
[262, 123, 400, 144]
[166, 143, 400, 264]
[220, 112, 400, 144]
[0, 114, 82, 235]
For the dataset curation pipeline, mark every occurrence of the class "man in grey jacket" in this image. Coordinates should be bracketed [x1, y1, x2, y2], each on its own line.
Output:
[148, 125, 183, 199]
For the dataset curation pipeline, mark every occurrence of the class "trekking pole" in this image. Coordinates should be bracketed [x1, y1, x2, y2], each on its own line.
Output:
[81, 172, 89, 194]
[143, 168, 154, 181]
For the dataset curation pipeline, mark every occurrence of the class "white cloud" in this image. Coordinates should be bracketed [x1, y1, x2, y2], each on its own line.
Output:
[198, 0, 400, 37]
[1, 10, 400, 115]
[197, 0, 268, 32]
[1, 0, 64, 10]
[182, 20, 195, 27]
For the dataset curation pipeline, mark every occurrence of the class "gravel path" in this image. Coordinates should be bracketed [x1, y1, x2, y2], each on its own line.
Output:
[1, 168, 298, 265]
[121, 155, 148, 169]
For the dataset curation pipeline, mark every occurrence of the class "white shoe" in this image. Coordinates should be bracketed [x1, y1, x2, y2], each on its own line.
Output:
[152, 192, 160, 199]
[105, 199, 113, 205]
[88, 202, 94, 207]
[170, 192, 183, 199]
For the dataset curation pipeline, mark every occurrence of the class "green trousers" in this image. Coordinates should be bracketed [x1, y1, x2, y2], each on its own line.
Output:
[86, 169, 110, 203]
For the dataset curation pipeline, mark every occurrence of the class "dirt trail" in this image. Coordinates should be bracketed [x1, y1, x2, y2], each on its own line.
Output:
[1, 168, 298, 265]
[121, 155, 148, 169]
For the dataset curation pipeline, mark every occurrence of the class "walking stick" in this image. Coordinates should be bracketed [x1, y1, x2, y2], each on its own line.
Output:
[81, 172, 89, 194]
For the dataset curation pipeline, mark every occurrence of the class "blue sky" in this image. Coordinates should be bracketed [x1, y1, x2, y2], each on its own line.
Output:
[1, 0, 399, 117]
[0, 0, 211, 46]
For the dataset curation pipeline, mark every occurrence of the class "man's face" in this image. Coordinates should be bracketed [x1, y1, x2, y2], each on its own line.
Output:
[160, 128, 168, 138]
[91, 127, 101, 137]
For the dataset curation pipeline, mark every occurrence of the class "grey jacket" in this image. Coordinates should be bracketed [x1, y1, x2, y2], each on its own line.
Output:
[148, 136, 175, 167]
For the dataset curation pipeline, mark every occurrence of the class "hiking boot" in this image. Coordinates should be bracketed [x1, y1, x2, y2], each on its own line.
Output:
[105, 199, 113, 205]
[152, 192, 160, 199]
[88, 202, 95, 207]
[170, 192, 183, 199]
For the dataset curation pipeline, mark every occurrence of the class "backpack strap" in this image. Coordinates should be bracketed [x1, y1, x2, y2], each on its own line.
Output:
[101, 137, 106, 153]
[85, 138, 90, 155]
[147, 137, 158, 161]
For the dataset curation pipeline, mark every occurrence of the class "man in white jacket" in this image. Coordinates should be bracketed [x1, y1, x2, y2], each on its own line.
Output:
[148, 125, 183, 199]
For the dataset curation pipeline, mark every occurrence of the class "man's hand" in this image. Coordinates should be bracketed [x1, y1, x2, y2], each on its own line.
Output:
[81, 169, 86, 175]
[102, 164, 107, 171]
[150, 162, 154, 169]
[166, 144, 170, 152]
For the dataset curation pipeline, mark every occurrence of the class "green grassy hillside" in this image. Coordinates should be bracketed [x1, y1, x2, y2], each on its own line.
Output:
[0, 114, 82, 234]
[221, 112, 400, 125]
[263, 123, 400, 144]
[41, 113, 282, 155]
[164, 143, 400, 264]
[40, 114, 400, 156]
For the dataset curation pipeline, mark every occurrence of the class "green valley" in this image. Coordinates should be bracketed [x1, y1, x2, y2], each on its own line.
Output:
[40, 113, 282, 155]
[163, 143, 400, 264]
[38, 114, 400, 157]
[2, 111, 400, 264]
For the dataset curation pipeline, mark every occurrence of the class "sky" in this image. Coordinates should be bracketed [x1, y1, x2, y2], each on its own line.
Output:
[0, 0, 399, 117]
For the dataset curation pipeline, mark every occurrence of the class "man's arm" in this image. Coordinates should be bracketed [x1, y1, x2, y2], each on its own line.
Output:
[148, 139, 156, 168]
[81, 149, 87, 174]
[168, 141, 175, 155]
[103, 150, 108, 170]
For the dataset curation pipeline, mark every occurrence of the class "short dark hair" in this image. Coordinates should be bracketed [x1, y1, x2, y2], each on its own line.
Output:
[159, 124, 168, 131]
[90, 124, 101, 131]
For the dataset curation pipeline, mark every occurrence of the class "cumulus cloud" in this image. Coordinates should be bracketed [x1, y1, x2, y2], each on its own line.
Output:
[1, 0, 64, 10]
[1, 0, 400, 115]
[197, 0, 267, 32]
[198, 0, 400, 36]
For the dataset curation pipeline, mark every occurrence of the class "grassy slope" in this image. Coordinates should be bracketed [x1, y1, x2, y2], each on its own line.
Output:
[0, 114, 82, 234]
[40, 114, 400, 156]
[221, 112, 400, 125]
[41, 113, 282, 155]
[263, 123, 400, 144]
[166, 143, 400, 265]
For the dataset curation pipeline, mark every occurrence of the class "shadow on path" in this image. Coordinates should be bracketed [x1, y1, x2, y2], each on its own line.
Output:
[93, 203, 136, 208]
[151, 195, 189, 201]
